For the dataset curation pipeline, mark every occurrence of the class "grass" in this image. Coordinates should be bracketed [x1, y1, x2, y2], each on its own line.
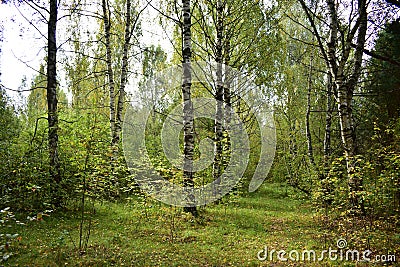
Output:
[3, 183, 398, 266]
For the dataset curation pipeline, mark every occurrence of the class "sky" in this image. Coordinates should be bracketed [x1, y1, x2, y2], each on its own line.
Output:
[0, 4, 46, 96]
[0, 1, 173, 103]
[2, 0, 398, 104]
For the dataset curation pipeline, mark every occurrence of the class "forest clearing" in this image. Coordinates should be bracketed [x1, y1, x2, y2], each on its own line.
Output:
[0, 0, 399, 265]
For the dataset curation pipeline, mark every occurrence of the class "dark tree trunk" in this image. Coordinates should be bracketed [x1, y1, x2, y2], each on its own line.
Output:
[47, 0, 61, 205]
[223, 36, 232, 184]
[323, 73, 333, 163]
[344, 0, 367, 213]
[224, 40, 231, 131]
[305, 49, 315, 165]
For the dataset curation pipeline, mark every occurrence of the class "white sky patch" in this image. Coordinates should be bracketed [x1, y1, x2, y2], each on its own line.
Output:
[0, 0, 174, 104]
[0, 4, 47, 98]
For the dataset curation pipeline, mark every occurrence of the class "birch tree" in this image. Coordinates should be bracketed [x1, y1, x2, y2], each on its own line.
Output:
[298, 0, 368, 212]
[212, 0, 224, 185]
[193, 0, 278, 183]
[101, 0, 143, 158]
[181, 0, 197, 216]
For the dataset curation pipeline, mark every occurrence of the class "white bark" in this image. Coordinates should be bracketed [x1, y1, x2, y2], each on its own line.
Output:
[182, 0, 197, 215]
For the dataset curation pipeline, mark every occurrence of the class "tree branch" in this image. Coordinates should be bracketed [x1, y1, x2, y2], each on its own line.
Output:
[352, 43, 400, 67]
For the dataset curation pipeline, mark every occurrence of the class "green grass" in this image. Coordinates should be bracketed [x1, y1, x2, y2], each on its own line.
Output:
[3, 183, 398, 266]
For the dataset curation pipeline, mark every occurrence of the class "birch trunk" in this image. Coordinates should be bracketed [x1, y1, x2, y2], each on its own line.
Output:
[114, 0, 132, 146]
[102, 0, 116, 148]
[319, 74, 334, 202]
[326, 0, 368, 213]
[299, 0, 368, 211]
[182, 0, 197, 216]
[213, 0, 224, 188]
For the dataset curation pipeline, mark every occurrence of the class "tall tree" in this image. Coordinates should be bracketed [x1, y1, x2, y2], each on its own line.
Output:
[193, 0, 278, 184]
[298, 0, 368, 212]
[323, 73, 333, 163]
[102, 0, 117, 150]
[182, 0, 197, 216]
[101, 0, 142, 157]
[114, 0, 132, 147]
[47, 0, 61, 203]
[305, 45, 315, 165]
[212, 0, 224, 186]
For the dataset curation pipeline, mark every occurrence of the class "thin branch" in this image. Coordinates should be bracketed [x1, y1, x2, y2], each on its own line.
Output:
[11, 49, 45, 76]
[31, 116, 48, 146]
[354, 43, 400, 67]
[296, 0, 330, 68]
[14, 2, 47, 40]
[146, 0, 181, 24]
[22, 0, 49, 22]
[1, 84, 46, 92]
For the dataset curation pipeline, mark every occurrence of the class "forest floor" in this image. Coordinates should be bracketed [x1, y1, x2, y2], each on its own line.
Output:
[4, 183, 399, 266]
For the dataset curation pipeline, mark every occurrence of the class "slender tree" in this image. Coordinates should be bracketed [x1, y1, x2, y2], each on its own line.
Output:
[193, 0, 277, 183]
[47, 0, 61, 204]
[212, 0, 224, 187]
[102, 0, 117, 151]
[101, 0, 143, 157]
[298, 0, 368, 212]
[323, 73, 333, 165]
[114, 0, 133, 147]
[305, 46, 315, 165]
[182, 0, 197, 216]
[138, 45, 168, 117]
